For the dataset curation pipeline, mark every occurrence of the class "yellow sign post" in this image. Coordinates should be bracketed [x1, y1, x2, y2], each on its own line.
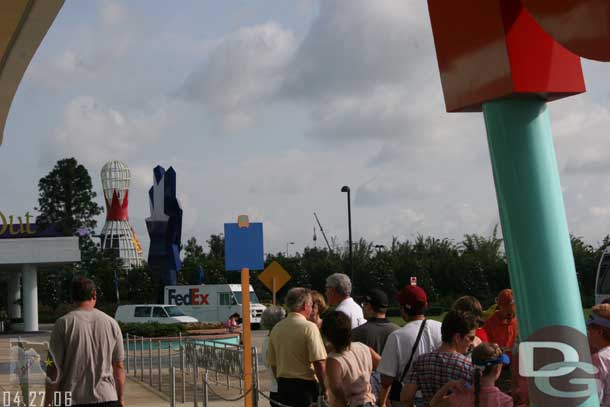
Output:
[258, 261, 291, 305]
[241, 266, 253, 407]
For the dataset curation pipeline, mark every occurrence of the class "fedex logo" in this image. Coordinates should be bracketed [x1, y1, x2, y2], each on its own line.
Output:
[167, 288, 209, 306]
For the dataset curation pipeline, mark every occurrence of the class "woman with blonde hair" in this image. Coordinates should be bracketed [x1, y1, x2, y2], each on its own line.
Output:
[309, 290, 328, 328]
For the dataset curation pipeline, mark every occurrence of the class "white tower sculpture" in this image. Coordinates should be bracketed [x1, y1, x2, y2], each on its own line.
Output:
[100, 160, 144, 269]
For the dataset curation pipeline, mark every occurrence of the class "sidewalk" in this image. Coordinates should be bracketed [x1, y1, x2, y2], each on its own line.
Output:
[124, 375, 169, 407]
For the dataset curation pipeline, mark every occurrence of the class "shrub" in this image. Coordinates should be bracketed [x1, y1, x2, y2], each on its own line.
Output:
[185, 322, 224, 330]
[118, 322, 187, 337]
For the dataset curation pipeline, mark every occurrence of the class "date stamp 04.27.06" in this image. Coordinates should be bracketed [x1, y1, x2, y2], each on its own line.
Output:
[2, 391, 72, 407]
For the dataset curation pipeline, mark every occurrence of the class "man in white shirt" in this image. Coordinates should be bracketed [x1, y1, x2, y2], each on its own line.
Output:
[377, 285, 442, 407]
[325, 273, 365, 328]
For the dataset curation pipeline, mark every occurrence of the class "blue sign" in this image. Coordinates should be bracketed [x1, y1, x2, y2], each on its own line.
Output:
[224, 222, 264, 271]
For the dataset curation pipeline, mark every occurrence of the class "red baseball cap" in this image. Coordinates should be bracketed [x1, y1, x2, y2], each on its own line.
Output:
[395, 285, 428, 308]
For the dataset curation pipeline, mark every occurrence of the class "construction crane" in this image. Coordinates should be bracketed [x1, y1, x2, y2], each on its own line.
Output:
[313, 212, 333, 253]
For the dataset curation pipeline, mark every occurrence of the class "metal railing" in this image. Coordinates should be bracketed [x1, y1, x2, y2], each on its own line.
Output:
[124, 333, 262, 406]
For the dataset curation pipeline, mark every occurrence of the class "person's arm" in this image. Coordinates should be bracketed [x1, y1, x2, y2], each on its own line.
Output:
[369, 347, 381, 370]
[112, 361, 126, 407]
[313, 359, 326, 395]
[267, 336, 277, 375]
[377, 332, 399, 407]
[429, 380, 469, 407]
[326, 358, 346, 407]
[44, 365, 59, 407]
[379, 374, 394, 407]
[307, 325, 328, 395]
[112, 323, 126, 406]
[400, 383, 418, 407]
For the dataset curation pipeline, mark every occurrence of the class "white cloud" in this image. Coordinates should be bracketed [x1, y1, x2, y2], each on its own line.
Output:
[278, 0, 444, 141]
[43, 96, 167, 168]
[25, 1, 144, 93]
[398, 208, 425, 225]
[355, 176, 438, 207]
[180, 22, 297, 133]
[282, 0, 432, 101]
[11, 0, 610, 257]
[591, 207, 610, 217]
[100, 1, 127, 26]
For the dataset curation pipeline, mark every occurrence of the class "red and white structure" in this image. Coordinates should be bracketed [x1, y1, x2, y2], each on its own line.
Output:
[100, 160, 144, 269]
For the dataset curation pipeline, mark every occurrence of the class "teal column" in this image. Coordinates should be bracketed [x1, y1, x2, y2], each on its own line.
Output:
[483, 98, 597, 406]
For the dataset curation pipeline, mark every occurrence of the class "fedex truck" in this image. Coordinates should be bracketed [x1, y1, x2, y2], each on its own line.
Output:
[164, 284, 266, 325]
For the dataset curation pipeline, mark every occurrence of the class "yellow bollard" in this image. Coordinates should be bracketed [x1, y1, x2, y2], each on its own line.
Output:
[241, 267, 253, 407]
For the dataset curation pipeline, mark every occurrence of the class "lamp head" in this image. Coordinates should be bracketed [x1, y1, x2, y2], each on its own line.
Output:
[341, 186, 350, 193]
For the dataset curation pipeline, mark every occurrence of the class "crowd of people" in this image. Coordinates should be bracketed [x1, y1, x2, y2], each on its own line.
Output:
[263, 273, 610, 407]
[38, 274, 610, 407]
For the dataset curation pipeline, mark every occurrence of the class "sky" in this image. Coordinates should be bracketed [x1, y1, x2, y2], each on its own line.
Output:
[3, 0, 610, 257]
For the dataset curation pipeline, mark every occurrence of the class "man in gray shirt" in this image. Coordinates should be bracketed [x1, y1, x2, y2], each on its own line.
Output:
[352, 288, 399, 401]
[352, 288, 399, 354]
[45, 277, 125, 407]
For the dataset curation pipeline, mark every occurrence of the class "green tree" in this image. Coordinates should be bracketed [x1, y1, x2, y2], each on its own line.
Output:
[36, 157, 103, 235]
[300, 247, 342, 294]
[207, 234, 225, 259]
[459, 226, 507, 306]
[572, 234, 605, 306]
[126, 264, 154, 303]
[180, 237, 206, 284]
[77, 238, 124, 303]
[203, 234, 229, 284]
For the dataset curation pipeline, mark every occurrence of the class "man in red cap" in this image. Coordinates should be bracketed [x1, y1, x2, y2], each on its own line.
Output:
[377, 285, 442, 407]
[484, 288, 518, 351]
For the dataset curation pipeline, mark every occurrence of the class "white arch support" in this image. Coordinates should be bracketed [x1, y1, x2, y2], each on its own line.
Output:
[0, 236, 80, 332]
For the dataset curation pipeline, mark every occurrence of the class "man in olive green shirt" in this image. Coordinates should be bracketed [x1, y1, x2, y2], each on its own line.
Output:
[267, 287, 327, 407]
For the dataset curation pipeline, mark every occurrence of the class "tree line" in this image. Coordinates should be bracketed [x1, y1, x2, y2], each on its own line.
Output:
[24, 158, 609, 314]
[177, 230, 608, 309]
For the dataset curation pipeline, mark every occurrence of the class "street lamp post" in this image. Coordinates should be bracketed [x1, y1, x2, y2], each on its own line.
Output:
[286, 241, 294, 257]
[341, 186, 353, 285]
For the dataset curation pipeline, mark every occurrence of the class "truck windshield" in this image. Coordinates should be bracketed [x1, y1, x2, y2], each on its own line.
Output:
[165, 306, 186, 317]
[233, 292, 260, 305]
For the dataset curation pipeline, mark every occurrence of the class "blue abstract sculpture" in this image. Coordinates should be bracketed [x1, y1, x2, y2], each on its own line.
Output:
[146, 166, 183, 301]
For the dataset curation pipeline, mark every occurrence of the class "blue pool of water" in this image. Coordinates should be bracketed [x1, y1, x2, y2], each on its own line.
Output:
[124, 336, 239, 351]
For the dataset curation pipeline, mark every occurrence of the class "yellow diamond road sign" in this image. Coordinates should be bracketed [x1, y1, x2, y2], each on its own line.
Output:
[258, 261, 291, 293]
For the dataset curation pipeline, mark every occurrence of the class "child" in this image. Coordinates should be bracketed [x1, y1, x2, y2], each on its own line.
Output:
[429, 343, 512, 407]
[587, 304, 610, 405]
[225, 313, 241, 332]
